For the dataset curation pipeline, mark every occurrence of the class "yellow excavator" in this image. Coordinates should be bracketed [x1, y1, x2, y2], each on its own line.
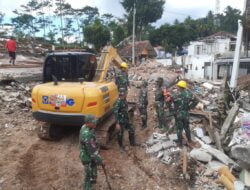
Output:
[32, 46, 133, 140]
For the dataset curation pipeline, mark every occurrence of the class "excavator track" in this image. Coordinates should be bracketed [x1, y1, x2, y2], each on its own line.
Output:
[96, 102, 136, 148]
[37, 123, 63, 140]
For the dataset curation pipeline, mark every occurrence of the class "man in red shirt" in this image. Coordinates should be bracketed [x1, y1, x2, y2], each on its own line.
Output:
[5, 37, 17, 65]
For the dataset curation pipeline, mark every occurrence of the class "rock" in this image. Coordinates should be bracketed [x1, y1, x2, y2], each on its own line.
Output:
[207, 161, 227, 171]
[239, 169, 250, 187]
[231, 145, 250, 169]
[190, 148, 212, 163]
[202, 136, 212, 144]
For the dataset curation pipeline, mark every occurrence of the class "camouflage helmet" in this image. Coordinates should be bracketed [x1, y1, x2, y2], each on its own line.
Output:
[85, 114, 97, 125]
[119, 88, 127, 96]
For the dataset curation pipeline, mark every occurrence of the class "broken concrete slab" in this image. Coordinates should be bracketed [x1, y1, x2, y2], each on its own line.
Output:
[207, 161, 227, 171]
[202, 82, 214, 90]
[193, 127, 205, 138]
[239, 169, 250, 187]
[204, 147, 240, 169]
[220, 103, 240, 140]
[168, 134, 178, 141]
[190, 148, 212, 163]
[146, 133, 168, 146]
[146, 141, 176, 154]
[202, 136, 212, 144]
[231, 145, 250, 170]
[161, 154, 172, 165]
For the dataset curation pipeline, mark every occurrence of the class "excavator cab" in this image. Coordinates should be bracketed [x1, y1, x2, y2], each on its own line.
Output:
[43, 52, 97, 83]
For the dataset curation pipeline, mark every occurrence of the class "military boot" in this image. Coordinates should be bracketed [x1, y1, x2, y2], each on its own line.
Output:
[129, 132, 140, 146]
[118, 137, 125, 153]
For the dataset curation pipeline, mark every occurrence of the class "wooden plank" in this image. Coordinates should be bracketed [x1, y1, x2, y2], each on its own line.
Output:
[209, 112, 222, 151]
[220, 103, 240, 140]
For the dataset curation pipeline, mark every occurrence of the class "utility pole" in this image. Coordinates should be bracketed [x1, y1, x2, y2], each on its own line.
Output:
[230, 0, 247, 88]
[214, 0, 220, 26]
[132, 2, 136, 65]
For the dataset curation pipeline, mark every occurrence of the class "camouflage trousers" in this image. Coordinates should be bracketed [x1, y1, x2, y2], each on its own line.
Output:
[117, 122, 135, 147]
[139, 107, 147, 128]
[156, 103, 166, 129]
[175, 115, 191, 145]
[83, 162, 97, 190]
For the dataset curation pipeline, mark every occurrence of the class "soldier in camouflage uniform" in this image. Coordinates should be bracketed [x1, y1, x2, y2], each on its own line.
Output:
[79, 115, 103, 190]
[155, 77, 166, 129]
[163, 88, 174, 133]
[172, 80, 198, 147]
[114, 88, 136, 151]
[138, 80, 148, 129]
[115, 62, 129, 94]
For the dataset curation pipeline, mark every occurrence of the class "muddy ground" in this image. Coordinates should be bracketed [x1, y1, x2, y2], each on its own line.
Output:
[0, 66, 191, 190]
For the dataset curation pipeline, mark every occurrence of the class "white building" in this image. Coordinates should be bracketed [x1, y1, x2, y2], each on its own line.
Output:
[177, 32, 238, 80]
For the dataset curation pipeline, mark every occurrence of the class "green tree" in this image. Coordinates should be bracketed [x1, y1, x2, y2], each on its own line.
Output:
[81, 6, 99, 26]
[219, 6, 242, 33]
[11, 14, 38, 36]
[47, 30, 57, 44]
[112, 23, 126, 45]
[54, 0, 72, 45]
[121, 0, 165, 39]
[0, 12, 4, 25]
[84, 19, 110, 51]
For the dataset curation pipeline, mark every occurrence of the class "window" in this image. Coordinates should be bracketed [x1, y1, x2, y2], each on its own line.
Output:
[43, 54, 96, 82]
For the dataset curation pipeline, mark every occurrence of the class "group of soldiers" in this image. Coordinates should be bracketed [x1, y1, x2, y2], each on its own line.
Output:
[79, 61, 198, 190]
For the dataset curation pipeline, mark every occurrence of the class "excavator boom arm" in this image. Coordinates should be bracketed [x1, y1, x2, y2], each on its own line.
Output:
[93, 46, 124, 82]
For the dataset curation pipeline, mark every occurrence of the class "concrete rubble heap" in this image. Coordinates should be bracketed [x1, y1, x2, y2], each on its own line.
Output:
[126, 60, 250, 190]
[0, 80, 35, 114]
[1, 57, 250, 189]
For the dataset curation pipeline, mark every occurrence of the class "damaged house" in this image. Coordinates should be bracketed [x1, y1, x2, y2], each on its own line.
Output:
[176, 31, 250, 80]
[118, 40, 157, 63]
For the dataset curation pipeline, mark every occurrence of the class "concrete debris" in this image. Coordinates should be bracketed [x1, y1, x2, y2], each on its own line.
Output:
[203, 147, 239, 169]
[168, 134, 178, 141]
[220, 103, 240, 140]
[234, 181, 245, 190]
[146, 140, 176, 154]
[202, 82, 214, 90]
[0, 80, 35, 112]
[146, 133, 168, 146]
[193, 127, 205, 138]
[161, 155, 172, 165]
[202, 136, 212, 144]
[231, 145, 250, 170]
[207, 161, 227, 171]
[239, 169, 250, 187]
[190, 148, 212, 163]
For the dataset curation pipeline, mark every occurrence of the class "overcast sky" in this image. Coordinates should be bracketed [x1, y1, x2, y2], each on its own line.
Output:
[0, 0, 245, 26]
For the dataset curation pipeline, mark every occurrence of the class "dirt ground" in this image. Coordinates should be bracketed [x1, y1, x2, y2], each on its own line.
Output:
[0, 66, 191, 190]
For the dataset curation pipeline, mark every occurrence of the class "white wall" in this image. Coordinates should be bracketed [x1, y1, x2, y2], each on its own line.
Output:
[184, 55, 214, 80]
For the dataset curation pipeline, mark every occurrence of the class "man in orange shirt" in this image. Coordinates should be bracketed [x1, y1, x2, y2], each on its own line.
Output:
[5, 37, 17, 65]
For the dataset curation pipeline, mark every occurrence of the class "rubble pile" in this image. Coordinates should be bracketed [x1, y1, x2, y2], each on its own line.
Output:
[128, 60, 178, 86]
[0, 80, 35, 113]
[141, 75, 250, 189]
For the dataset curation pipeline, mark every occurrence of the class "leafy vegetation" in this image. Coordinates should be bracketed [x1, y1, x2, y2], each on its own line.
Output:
[0, 0, 243, 52]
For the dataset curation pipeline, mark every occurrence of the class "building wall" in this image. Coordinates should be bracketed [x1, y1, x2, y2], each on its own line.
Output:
[184, 55, 214, 80]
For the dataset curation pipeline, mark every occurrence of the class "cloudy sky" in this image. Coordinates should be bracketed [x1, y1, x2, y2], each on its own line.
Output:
[0, 0, 246, 26]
